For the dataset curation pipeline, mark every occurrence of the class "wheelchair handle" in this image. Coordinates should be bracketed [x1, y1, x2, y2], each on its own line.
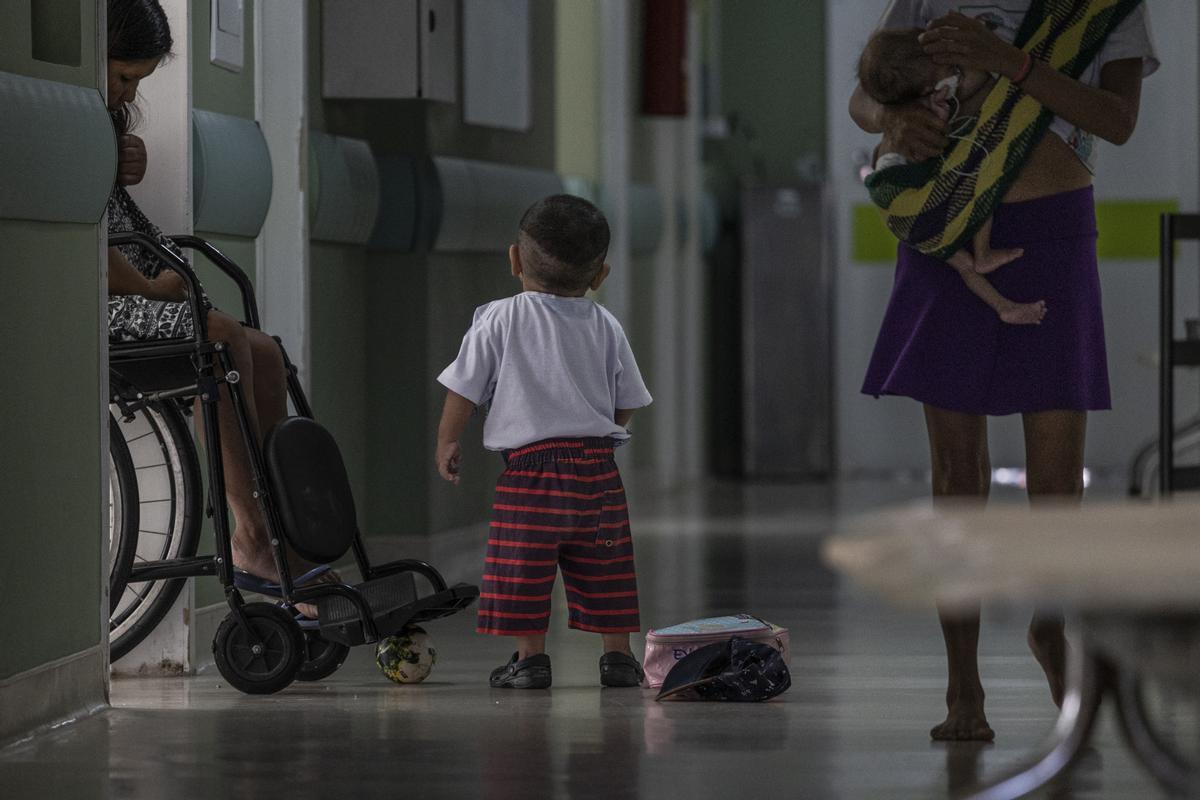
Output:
[109, 231, 209, 342]
[169, 235, 261, 329]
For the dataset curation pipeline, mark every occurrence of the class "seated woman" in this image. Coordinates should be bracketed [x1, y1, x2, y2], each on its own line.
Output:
[106, 0, 325, 610]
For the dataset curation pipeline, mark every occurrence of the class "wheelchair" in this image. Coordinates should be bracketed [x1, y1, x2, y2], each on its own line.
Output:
[106, 231, 478, 693]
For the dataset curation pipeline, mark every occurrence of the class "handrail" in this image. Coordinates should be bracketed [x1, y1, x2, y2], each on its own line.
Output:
[109, 231, 209, 341]
[169, 235, 261, 329]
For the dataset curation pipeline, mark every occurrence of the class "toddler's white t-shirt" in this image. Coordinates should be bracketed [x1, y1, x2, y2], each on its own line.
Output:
[438, 292, 653, 451]
[876, 0, 1159, 173]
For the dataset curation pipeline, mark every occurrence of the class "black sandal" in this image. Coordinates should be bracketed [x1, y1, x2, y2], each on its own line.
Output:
[599, 651, 644, 688]
[490, 652, 552, 689]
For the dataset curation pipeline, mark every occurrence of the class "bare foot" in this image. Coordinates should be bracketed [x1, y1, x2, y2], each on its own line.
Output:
[974, 247, 1024, 275]
[1028, 626, 1067, 708]
[931, 705, 996, 741]
[232, 538, 341, 619]
[999, 300, 1047, 325]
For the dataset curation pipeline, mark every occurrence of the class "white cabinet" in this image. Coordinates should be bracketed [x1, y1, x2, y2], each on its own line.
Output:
[322, 0, 457, 101]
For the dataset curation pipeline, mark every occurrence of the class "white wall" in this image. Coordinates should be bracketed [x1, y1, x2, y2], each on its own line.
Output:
[827, 1, 1199, 475]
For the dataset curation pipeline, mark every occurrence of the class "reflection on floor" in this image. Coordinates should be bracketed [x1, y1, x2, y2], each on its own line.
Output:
[0, 480, 1164, 799]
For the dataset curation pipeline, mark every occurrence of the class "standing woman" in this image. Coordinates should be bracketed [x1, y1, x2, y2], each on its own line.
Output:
[852, 1, 1157, 741]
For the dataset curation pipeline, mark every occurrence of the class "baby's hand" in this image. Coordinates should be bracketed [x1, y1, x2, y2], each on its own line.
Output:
[436, 440, 462, 484]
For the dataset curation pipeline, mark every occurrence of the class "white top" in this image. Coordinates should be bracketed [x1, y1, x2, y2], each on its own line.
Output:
[437, 292, 653, 451]
[876, 0, 1159, 173]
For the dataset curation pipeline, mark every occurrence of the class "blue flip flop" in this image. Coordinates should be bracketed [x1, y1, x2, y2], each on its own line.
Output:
[233, 564, 333, 598]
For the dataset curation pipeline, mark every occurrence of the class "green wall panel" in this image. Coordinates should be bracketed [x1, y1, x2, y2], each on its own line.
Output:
[0, 0, 97, 87]
[192, 0, 256, 118]
[719, 0, 826, 180]
[307, 0, 562, 543]
[309, 243, 370, 530]
[0, 221, 102, 679]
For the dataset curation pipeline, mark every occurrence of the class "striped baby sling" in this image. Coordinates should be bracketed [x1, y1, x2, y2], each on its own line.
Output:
[865, 0, 1143, 260]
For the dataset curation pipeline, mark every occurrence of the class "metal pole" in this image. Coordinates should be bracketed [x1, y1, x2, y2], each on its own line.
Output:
[1160, 215, 1175, 496]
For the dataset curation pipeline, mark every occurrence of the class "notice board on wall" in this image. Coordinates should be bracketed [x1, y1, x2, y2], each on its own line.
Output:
[462, 0, 531, 131]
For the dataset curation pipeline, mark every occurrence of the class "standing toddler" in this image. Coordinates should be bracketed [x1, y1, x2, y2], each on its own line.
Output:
[435, 194, 652, 689]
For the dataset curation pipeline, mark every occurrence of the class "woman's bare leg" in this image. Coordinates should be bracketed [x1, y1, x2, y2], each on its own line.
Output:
[246, 329, 288, 443]
[924, 404, 995, 741]
[194, 311, 277, 581]
[1023, 409, 1087, 708]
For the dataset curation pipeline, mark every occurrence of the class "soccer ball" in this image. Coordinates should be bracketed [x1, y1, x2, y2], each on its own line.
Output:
[375, 626, 437, 684]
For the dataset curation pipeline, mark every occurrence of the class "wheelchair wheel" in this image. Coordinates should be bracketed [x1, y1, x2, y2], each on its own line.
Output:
[109, 400, 203, 661]
[213, 603, 304, 694]
[108, 413, 139, 614]
[296, 630, 351, 682]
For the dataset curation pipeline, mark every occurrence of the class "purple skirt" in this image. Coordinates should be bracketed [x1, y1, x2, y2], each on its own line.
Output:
[861, 186, 1110, 415]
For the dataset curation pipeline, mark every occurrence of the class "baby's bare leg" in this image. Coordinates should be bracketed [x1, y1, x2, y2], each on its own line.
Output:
[947, 249, 974, 271]
[954, 264, 1047, 325]
[971, 217, 1024, 275]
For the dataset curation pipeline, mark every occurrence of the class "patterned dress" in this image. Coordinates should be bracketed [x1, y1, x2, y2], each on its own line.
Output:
[107, 186, 210, 342]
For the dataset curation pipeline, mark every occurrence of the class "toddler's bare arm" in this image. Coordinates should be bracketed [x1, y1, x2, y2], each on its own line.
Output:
[435, 390, 476, 484]
[615, 409, 635, 428]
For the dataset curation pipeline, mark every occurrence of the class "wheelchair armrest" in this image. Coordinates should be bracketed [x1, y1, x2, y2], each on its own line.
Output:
[109, 231, 209, 342]
[168, 235, 261, 330]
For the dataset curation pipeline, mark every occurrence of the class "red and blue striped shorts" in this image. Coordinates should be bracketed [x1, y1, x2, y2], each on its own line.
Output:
[477, 437, 641, 636]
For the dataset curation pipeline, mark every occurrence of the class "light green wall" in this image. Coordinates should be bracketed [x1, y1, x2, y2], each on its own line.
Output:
[554, 0, 600, 179]
[0, 3, 104, 680]
[306, 0, 559, 539]
[192, 3, 258, 605]
[192, 0, 255, 118]
[718, 0, 826, 180]
[0, 0, 97, 85]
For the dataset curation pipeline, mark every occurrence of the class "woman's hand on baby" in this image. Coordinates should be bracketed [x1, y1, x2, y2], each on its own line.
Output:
[920, 11, 1024, 78]
[117, 134, 148, 186]
[436, 440, 463, 484]
[880, 103, 949, 162]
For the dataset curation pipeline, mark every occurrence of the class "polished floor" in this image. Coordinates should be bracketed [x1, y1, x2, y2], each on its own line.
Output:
[0, 480, 1171, 799]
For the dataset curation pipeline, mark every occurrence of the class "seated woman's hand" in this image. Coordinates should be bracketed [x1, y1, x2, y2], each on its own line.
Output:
[145, 271, 188, 302]
[117, 134, 148, 187]
[880, 102, 950, 162]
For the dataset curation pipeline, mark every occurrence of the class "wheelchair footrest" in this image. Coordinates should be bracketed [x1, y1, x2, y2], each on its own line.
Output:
[316, 574, 479, 646]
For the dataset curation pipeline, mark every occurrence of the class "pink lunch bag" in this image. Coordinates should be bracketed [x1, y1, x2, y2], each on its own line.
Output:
[642, 614, 790, 688]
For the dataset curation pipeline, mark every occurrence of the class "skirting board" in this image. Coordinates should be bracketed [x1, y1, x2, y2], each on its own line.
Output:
[0, 645, 107, 747]
[188, 601, 227, 674]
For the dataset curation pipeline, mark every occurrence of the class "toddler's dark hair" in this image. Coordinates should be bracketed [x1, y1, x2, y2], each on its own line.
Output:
[858, 28, 935, 105]
[518, 194, 610, 294]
